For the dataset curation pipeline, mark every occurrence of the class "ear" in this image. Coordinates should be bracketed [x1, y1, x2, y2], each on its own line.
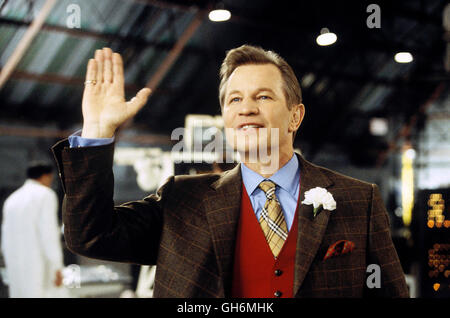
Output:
[288, 103, 305, 133]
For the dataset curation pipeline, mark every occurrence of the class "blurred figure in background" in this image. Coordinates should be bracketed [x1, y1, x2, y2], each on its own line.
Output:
[1, 162, 67, 297]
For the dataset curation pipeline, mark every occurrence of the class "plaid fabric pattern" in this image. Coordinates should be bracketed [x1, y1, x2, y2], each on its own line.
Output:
[52, 138, 410, 298]
[258, 180, 288, 258]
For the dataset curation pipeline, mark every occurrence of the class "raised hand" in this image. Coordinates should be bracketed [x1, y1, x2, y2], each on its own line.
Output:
[81, 47, 152, 138]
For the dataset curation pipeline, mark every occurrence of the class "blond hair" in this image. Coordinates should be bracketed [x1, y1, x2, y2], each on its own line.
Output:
[219, 45, 302, 109]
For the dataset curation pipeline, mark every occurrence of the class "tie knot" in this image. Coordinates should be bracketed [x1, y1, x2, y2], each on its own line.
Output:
[258, 180, 277, 200]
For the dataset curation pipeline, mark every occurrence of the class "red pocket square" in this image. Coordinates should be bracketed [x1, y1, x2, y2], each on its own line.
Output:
[323, 240, 355, 260]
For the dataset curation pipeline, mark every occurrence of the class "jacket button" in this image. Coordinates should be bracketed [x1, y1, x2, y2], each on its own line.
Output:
[274, 269, 283, 276]
[274, 291, 282, 297]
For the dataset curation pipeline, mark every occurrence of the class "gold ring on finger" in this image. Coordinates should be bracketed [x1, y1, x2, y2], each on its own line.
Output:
[84, 80, 97, 85]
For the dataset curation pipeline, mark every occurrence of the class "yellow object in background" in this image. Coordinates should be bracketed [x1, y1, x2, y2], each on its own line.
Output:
[401, 148, 415, 226]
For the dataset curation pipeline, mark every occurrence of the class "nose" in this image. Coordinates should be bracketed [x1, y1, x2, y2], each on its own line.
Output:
[238, 98, 259, 116]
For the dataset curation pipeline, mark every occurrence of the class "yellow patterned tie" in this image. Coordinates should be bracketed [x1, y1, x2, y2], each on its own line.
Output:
[258, 180, 288, 258]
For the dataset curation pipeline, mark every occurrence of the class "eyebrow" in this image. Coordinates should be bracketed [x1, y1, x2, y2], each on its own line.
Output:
[227, 88, 277, 96]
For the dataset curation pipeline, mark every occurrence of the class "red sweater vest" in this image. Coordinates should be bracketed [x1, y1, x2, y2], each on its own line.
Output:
[231, 183, 299, 298]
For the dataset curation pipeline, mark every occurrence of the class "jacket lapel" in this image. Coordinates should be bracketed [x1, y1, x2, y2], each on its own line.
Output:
[293, 154, 334, 296]
[204, 164, 242, 297]
[203, 155, 334, 297]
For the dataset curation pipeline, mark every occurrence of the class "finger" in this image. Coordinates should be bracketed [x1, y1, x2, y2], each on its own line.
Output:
[95, 49, 103, 83]
[103, 47, 113, 83]
[126, 88, 152, 116]
[85, 58, 96, 80]
[112, 53, 124, 86]
[85, 59, 97, 89]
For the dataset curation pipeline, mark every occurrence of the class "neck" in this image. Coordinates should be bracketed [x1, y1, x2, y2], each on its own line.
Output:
[240, 146, 294, 178]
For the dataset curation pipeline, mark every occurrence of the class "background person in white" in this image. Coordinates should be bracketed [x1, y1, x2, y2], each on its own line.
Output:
[1, 162, 66, 297]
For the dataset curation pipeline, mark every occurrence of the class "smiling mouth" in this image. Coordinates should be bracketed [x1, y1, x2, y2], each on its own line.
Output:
[238, 124, 264, 130]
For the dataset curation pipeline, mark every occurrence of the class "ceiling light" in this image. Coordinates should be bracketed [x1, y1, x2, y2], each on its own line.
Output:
[208, 9, 231, 22]
[316, 28, 337, 46]
[394, 52, 413, 63]
[369, 118, 388, 136]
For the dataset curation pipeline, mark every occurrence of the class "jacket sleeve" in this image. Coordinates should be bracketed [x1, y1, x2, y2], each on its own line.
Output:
[52, 138, 173, 265]
[364, 184, 410, 297]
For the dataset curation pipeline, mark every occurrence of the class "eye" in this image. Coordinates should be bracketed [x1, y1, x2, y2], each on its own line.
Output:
[229, 97, 241, 103]
[258, 95, 271, 100]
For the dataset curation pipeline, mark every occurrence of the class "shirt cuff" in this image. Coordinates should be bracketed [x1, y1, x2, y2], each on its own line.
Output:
[68, 129, 115, 148]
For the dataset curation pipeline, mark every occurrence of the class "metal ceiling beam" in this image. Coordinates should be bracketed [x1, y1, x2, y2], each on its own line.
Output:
[0, 69, 175, 95]
[130, 0, 203, 12]
[0, 17, 206, 55]
[0, 3, 433, 60]
[146, 9, 205, 90]
[116, 7, 206, 138]
[0, 0, 57, 90]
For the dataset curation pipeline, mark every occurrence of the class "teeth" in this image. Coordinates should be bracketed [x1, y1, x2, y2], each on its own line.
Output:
[241, 124, 261, 129]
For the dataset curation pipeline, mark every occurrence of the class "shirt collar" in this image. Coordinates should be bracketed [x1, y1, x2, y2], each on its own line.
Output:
[25, 179, 41, 186]
[240, 153, 300, 197]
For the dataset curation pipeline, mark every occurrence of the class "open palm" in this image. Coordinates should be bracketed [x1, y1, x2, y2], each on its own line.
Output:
[81, 47, 151, 138]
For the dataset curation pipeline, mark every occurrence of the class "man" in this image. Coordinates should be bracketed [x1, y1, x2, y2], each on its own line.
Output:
[1, 162, 66, 297]
[52, 46, 409, 297]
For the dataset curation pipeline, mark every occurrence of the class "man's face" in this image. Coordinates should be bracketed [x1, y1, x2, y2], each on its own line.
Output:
[222, 63, 300, 158]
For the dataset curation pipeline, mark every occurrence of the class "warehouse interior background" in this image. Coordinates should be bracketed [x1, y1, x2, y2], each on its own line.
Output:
[0, 0, 449, 298]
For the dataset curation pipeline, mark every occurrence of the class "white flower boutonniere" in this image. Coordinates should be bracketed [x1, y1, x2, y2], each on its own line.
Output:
[302, 187, 336, 218]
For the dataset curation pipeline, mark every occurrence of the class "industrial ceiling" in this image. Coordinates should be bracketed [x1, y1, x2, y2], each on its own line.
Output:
[0, 0, 448, 167]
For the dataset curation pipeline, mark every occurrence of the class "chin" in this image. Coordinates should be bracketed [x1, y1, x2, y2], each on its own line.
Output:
[238, 142, 281, 164]
[225, 129, 280, 158]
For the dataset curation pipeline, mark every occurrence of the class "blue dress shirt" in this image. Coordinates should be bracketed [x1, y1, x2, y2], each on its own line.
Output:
[69, 131, 301, 230]
[240, 154, 300, 231]
[68, 130, 115, 148]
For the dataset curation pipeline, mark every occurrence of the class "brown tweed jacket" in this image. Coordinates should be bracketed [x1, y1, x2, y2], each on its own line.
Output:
[52, 138, 409, 298]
